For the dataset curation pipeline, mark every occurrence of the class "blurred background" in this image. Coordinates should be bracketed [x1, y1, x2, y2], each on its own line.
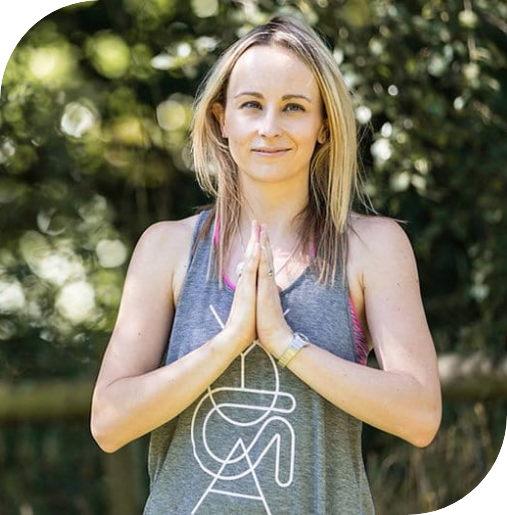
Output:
[1, 0, 506, 513]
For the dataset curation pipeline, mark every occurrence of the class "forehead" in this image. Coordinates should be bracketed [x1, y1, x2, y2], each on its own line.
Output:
[226, 45, 320, 98]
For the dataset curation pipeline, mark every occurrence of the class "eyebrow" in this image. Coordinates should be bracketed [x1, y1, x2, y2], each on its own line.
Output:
[234, 92, 313, 103]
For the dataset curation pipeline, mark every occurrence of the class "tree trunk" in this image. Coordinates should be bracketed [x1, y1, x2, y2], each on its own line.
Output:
[102, 442, 145, 515]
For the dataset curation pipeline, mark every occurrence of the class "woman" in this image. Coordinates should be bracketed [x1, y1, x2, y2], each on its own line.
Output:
[91, 15, 441, 514]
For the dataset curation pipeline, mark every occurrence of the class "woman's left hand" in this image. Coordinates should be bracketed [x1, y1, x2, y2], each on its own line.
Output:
[255, 225, 293, 357]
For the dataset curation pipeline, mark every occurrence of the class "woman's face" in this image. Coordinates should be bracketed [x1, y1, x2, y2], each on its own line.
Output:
[215, 45, 325, 188]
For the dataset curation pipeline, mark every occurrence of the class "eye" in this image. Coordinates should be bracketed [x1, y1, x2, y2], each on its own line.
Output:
[240, 100, 262, 110]
[284, 103, 305, 112]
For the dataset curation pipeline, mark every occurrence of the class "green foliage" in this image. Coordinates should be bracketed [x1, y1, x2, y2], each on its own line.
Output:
[1, 0, 506, 513]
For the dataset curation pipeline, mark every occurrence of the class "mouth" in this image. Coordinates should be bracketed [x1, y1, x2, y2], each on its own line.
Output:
[252, 147, 291, 156]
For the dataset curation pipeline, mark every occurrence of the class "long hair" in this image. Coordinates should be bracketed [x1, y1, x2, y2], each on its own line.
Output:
[191, 14, 362, 285]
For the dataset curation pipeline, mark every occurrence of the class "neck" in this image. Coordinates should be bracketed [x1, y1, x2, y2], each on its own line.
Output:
[238, 179, 309, 243]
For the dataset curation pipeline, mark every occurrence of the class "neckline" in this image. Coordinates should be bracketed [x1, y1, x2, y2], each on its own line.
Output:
[207, 209, 317, 296]
[222, 261, 313, 297]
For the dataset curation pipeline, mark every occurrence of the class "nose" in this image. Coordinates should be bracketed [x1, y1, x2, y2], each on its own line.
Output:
[258, 108, 282, 139]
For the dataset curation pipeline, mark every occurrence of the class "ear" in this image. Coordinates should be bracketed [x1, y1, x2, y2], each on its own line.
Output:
[317, 123, 329, 144]
[212, 102, 227, 138]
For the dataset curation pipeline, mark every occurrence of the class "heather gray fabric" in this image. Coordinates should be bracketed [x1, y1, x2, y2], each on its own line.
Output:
[144, 211, 375, 515]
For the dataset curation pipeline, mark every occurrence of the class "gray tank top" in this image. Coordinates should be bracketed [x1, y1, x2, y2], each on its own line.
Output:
[144, 211, 374, 514]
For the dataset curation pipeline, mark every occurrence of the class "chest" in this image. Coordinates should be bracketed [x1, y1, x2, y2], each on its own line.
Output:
[167, 267, 358, 367]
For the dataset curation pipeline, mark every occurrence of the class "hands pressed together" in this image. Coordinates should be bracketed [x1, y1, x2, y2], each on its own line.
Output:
[223, 220, 294, 358]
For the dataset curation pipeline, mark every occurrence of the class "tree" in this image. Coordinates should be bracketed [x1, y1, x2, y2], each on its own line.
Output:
[1, 0, 506, 513]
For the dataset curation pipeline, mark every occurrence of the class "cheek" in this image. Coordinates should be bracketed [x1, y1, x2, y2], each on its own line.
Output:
[226, 138, 248, 168]
[293, 117, 322, 141]
[224, 117, 249, 142]
[226, 126, 253, 155]
[296, 129, 321, 149]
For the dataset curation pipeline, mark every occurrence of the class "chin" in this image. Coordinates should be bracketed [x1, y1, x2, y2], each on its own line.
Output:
[248, 172, 308, 187]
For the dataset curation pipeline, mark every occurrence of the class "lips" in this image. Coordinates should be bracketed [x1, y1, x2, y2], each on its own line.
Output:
[252, 147, 290, 155]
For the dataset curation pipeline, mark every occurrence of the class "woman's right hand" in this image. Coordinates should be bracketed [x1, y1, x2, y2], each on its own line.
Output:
[222, 220, 260, 350]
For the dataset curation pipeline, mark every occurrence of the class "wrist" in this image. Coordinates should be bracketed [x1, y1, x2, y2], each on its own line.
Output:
[260, 327, 292, 358]
[218, 326, 256, 353]
[277, 332, 311, 369]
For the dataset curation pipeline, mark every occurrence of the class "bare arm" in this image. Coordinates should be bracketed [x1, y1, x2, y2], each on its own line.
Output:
[90, 219, 261, 453]
[257, 218, 442, 448]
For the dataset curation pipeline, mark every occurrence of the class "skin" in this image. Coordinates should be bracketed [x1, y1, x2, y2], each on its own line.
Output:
[90, 45, 441, 453]
[213, 44, 325, 290]
[214, 44, 325, 189]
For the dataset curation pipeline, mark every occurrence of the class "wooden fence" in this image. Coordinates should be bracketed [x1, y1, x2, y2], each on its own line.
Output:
[1, 352, 506, 423]
[1, 351, 506, 514]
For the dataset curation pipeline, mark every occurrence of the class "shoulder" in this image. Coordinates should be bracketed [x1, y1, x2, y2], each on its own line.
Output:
[348, 214, 417, 287]
[135, 214, 200, 258]
[349, 214, 412, 253]
[125, 214, 202, 306]
[128, 214, 200, 282]
[140, 214, 199, 244]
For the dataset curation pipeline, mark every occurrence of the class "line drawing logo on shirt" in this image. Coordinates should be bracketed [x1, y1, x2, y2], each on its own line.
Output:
[190, 304, 296, 514]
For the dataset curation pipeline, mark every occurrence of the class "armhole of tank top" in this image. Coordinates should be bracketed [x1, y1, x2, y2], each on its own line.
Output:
[187, 210, 212, 268]
[349, 296, 369, 366]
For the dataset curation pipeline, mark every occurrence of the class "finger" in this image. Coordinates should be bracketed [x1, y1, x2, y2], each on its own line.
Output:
[236, 220, 259, 284]
[245, 220, 260, 257]
[230, 240, 258, 322]
[259, 225, 275, 282]
[238, 237, 260, 290]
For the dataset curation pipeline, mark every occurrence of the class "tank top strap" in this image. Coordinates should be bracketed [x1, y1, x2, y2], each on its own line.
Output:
[187, 209, 214, 269]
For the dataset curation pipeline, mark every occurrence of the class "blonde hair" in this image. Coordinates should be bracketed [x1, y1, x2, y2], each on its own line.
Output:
[191, 14, 361, 284]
